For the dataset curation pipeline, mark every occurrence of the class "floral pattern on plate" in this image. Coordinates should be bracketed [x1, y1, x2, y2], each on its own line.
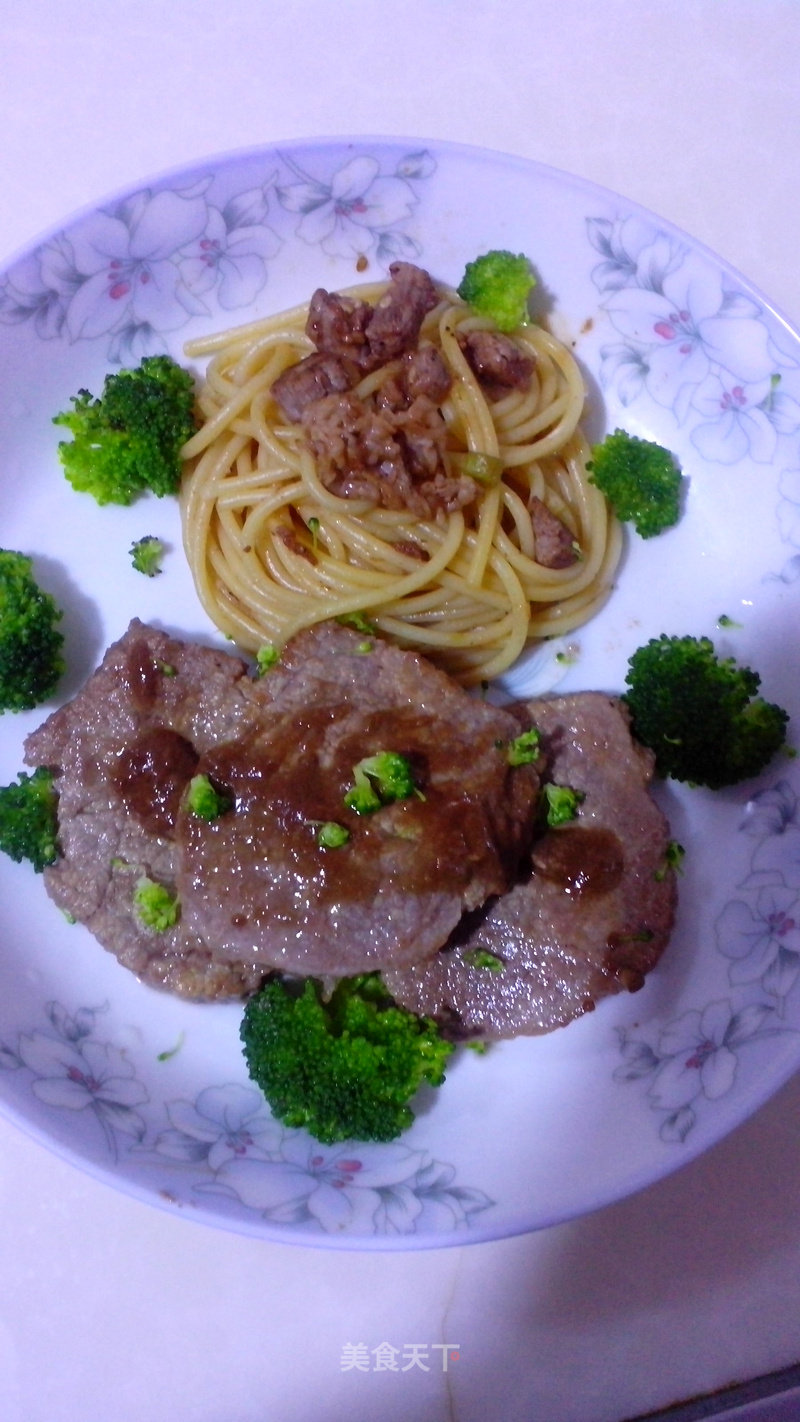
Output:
[0, 999, 493, 1239]
[588, 213, 800, 582]
[0, 146, 436, 363]
[615, 775, 800, 1142]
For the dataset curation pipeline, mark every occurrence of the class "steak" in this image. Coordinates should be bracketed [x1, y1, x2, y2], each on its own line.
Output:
[24, 620, 268, 999]
[382, 693, 678, 1038]
[175, 621, 539, 975]
[24, 619, 538, 993]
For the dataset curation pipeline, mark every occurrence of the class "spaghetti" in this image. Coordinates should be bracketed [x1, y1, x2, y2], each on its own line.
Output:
[180, 274, 621, 684]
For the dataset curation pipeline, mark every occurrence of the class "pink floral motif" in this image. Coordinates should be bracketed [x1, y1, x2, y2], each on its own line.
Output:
[589, 213, 800, 475]
[276, 154, 421, 260]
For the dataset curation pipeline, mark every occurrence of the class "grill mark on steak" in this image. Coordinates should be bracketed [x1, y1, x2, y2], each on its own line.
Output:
[382, 692, 678, 1038]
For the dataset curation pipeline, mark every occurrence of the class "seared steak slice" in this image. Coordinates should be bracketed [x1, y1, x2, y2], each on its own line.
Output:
[24, 621, 267, 999]
[25, 620, 538, 992]
[383, 693, 677, 1037]
[176, 622, 540, 976]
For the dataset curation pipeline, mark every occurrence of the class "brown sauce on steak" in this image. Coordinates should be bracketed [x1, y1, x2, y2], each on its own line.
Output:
[383, 693, 678, 1038]
[26, 619, 539, 992]
[176, 694, 535, 973]
[112, 727, 199, 838]
[532, 825, 624, 898]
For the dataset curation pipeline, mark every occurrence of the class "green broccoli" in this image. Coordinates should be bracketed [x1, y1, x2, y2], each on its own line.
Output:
[255, 644, 280, 676]
[587, 429, 682, 538]
[656, 840, 686, 882]
[0, 767, 59, 872]
[316, 821, 351, 849]
[343, 751, 418, 815]
[624, 634, 789, 788]
[133, 875, 180, 931]
[457, 250, 536, 333]
[463, 948, 505, 973]
[240, 973, 454, 1144]
[185, 773, 231, 821]
[0, 549, 65, 712]
[54, 355, 196, 505]
[506, 727, 541, 767]
[543, 783, 585, 827]
[336, 611, 377, 635]
[130, 535, 165, 577]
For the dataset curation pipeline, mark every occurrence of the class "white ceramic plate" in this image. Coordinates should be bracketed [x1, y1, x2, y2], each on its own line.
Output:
[1, 137, 798, 1250]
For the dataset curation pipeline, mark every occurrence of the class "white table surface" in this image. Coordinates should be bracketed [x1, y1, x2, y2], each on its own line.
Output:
[2, 4, 800, 1420]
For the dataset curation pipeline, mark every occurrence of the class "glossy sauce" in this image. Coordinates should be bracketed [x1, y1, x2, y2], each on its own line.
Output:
[531, 825, 624, 898]
[179, 703, 512, 928]
[112, 726, 199, 837]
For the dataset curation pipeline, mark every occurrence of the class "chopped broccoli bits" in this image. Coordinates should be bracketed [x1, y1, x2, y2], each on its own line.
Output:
[186, 774, 231, 821]
[130, 536, 165, 577]
[54, 355, 196, 505]
[133, 876, 180, 931]
[316, 821, 351, 849]
[587, 429, 682, 538]
[506, 728, 540, 767]
[457, 250, 536, 332]
[0, 549, 65, 712]
[624, 634, 789, 787]
[543, 783, 585, 827]
[0, 767, 59, 872]
[255, 644, 280, 675]
[240, 974, 454, 1144]
[344, 751, 418, 815]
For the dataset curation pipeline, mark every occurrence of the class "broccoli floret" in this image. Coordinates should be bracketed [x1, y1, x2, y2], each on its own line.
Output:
[54, 355, 196, 505]
[587, 429, 682, 538]
[336, 612, 377, 635]
[316, 821, 351, 849]
[344, 751, 418, 815]
[255, 644, 280, 676]
[506, 727, 541, 767]
[656, 840, 686, 882]
[185, 773, 231, 821]
[0, 549, 65, 712]
[463, 948, 505, 973]
[624, 634, 789, 788]
[0, 767, 59, 872]
[457, 250, 536, 332]
[130, 535, 165, 577]
[133, 875, 180, 931]
[543, 783, 585, 826]
[240, 973, 454, 1144]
